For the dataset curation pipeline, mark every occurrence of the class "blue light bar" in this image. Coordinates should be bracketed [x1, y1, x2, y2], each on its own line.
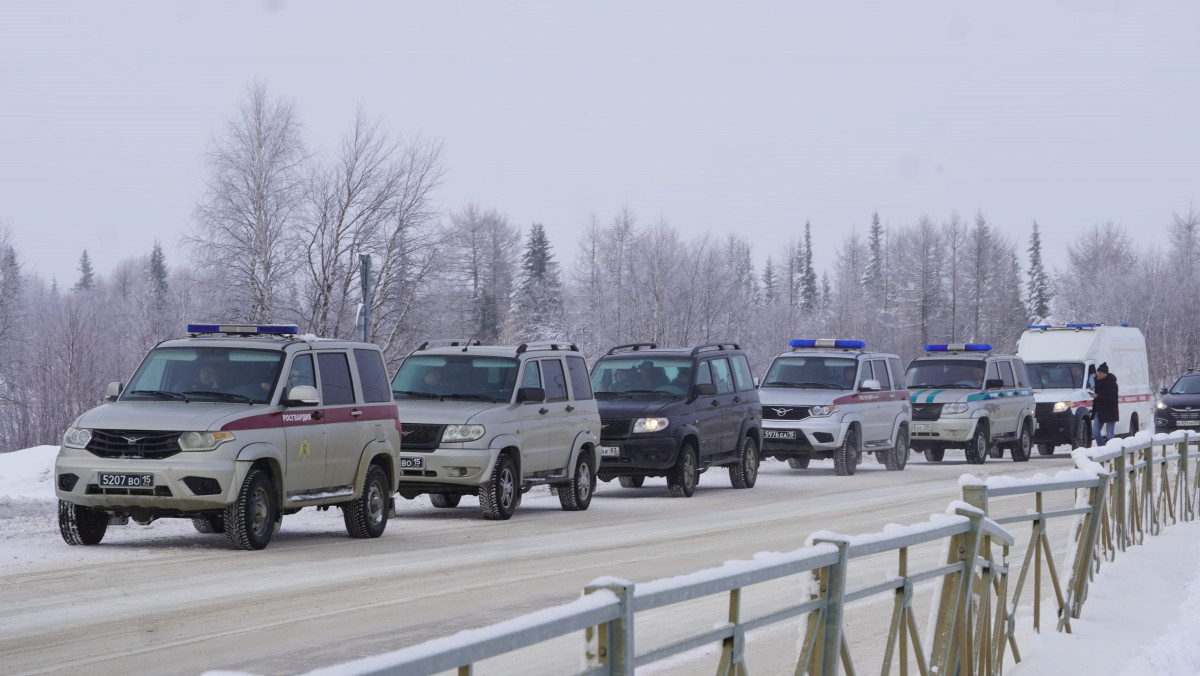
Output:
[925, 343, 992, 352]
[187, 323, 299, 335]
[1121, 322, 1130, 327]
[790, 339, 866, 350]
[1066, 323, 1099, 328]
[1026, 324, 1052, 329]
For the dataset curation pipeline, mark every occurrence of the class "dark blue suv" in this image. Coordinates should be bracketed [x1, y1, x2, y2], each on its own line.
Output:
[590, 343, 762, 497]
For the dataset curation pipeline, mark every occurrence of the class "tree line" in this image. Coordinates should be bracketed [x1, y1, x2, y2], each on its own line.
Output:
[1, 83, 1197, 452]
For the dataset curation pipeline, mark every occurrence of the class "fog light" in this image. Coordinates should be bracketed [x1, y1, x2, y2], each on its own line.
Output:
[58, 473, 79, 491]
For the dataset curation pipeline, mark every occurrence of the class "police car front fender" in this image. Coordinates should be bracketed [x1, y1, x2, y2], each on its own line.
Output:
[353, 440, 399, 491]
[568, 429, 601, 472]
[235, 442, 286, 491]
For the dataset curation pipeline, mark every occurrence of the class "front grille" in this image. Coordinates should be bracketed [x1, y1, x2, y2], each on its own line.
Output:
[601, 418, 633, 439]
[1035, 402, 1056, 416]
[762, 405, 810, 421]
[1172, 409, 1200, 421]
[400, 423, 443, 451]
[87, 430, 181, 459]
[911, 403, 943, 421]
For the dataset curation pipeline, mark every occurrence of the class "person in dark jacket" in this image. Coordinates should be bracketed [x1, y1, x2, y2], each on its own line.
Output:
[1092, 362, 1119, 446]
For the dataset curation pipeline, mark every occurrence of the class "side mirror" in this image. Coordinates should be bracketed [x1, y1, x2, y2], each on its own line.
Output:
[106, 382, 124, 402]
[985, 378, 1005, 390]
[285, 385, 320, 406]
[693, 383, 718, 398]
[860, 379, 881, 392]
[516, 387, 546, 403]
[1160, 386, 1169, 395]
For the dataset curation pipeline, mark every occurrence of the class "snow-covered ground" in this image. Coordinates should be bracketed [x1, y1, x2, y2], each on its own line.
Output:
[3, 443, 1200, 675]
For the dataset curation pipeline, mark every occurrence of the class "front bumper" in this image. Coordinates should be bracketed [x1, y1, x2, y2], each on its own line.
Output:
[909, 417, 978, 446]
[596, 436, 678, 476]
[1033, 410, 1075, 444]
[761, 418, 846, 456]
[54, 446, 241, 513]
[395, 446, 500, 491]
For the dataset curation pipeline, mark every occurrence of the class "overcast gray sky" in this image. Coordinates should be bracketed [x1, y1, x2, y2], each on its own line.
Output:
[2, 1, 1197, 285]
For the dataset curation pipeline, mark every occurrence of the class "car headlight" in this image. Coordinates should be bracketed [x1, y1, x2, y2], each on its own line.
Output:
[809, 405, 838, 417]
[442, 424, 485, 443]
[1053, 401, 1071, 413]
[633, 417, 669, 433]
[63, 427, 92, 449]
[942, 402, 968, 415]
[178, 431, 235, 452]
[1157, 401, 1168, 410]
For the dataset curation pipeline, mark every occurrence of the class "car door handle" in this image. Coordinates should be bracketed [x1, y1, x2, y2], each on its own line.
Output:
[312, 410, 324, 420]
[733, 396, 741, 403]
[350, 409, 363, 417]
[539, 407, 549, 415]
[710, 400, 719, 407]
[565, 405, 575, 412]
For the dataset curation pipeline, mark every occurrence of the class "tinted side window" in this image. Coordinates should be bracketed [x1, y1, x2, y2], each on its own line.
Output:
[710, 358, 735, 394]
[984, 361, 999, 385]
[286, 354, 316, 397]
[998, 361, 1016, 388]
[695, 360, 713, 386]
[566, 356, 593, 400]
[317, 352, 355, 405]
[541, 359, 568, 402]
[731, 354, 755, 391]
[871, 360, 891, 389]
[353, 349, 391, 403]
[521, 361, 541, 389]
[888, 357, 904, 391]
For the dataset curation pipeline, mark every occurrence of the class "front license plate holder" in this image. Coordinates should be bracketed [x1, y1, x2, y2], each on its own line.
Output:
[599, 446, 621, 457]
[400, 457, 425, 469]
[911, 423, 931, 433]
[763, 430, 797, 440]
[98, 472, 154, 488]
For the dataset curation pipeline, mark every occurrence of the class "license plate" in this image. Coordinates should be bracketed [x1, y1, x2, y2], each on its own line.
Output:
[400, 457, 425, 469]
[1179, 420, 1200, 427]
[912, 423, 931, 433]
[763, 430, 797, 440]
[98, 472, 154, 488]
[599, 446, 621, 457]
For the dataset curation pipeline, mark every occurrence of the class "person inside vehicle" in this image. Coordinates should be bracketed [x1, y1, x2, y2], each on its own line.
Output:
[612, 368, 645, 392]
[1069, 363, 1084, 389]
[185, 364, 221, 392]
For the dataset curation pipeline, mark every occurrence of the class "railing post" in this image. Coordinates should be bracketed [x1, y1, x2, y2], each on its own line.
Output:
[1114, 450, 1127, 550]
[584, 581, 635, 675]
[812, 536, 851, 676]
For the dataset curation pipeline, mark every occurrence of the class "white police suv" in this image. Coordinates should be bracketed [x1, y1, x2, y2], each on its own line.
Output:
[54, 324, 403, 550]
[905, 344, 1035, 464]
[759, 339, 911, 475]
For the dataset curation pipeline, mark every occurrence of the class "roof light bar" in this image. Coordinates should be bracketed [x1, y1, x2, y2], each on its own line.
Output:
[924, 343, 992, 352]
[789, 339, 866, 350]
[1026, 324, 1052, 330]
[1065, 323, 1100, 329]
[187, 323, 299, 335]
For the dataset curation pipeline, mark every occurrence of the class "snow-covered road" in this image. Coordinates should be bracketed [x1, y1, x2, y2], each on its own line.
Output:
[0, 444, 1191, 675]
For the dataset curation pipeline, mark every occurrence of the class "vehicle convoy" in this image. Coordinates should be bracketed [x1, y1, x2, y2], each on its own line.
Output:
[1155, 368, 1200, 433]
[1018, 323, 1152, 452]
[590, 343, 762, 496]
[54, 323, 403, 550]
[389, 340, 600, 520]
[905, 344, 1036, 464]
[758, 339, 911, 475]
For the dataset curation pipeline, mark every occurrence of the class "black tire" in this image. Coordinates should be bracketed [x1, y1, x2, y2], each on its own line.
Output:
[787, 457, 810, 470]
[192, 514, 226, 534]
[667, 442, 698, 498]
[1037, 443, 1056, 456]
[344, 464, 390, 539]
[1072, 417, 1092, 449]
[1011, 420, 1032, 462]
[225, 468, 276, 551]
[480, 454, 519, 520]
[882, 425, 909, 471]
[924, 448, 945, 462]
[559, 451, 596, 511]
[730, 435, 759, 489]
[58, 500, 108, 546]
[618, 475, 645, 488]
[833, 426, 860, 476]
[430, 493, 461, 508]
[964, 423, 989, 465]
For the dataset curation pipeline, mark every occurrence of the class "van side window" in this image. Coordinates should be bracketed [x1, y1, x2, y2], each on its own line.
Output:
[566, 356, 594, 400]
[317, 352, 356, 405]
[998, 361, 1015, 388]
[541, 359, 568, 402]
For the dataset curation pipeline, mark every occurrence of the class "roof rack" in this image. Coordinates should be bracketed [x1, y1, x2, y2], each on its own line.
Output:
[606, 342, 658, 355]
[416, 339, 483, 352]
[691, 342, 740, 356]
[516, 342, 580, 354]
[186, 323, 298, 337]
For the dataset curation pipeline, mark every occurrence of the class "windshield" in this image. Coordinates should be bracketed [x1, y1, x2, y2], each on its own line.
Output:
[1170, 374, 1200, 395]
[391, 355, 518, 402]
[1026, 362, 1085, 389]
[591, 357, 693, 398]
[122, 347, 285, 404]
[906, 359, 985, 389]
[761, 356, 857, 390]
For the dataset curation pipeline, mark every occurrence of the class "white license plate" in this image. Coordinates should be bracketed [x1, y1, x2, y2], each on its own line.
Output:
[1179, 420, 1200, 427]
[98, 472, 154, 488]
[400, 456, 425, 469]
[912, 423, 931, 433]
[599, 446, 621, 457]
[763, 429, 797, 440]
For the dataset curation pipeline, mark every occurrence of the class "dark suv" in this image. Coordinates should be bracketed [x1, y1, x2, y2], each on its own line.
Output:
[1155, 369, 1200, 433]
[590, 343, 762, 497]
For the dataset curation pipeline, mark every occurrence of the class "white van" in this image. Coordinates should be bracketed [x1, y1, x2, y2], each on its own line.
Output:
[1016, 323, 1152, 453]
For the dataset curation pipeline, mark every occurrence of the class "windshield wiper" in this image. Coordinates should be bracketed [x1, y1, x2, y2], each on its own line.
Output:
[182, 391, 252, 403]
[794, 382, 841, 390]
[441, 393, 500, 401]
[125, 390, 187, 401]
[394, 390, 438, 399]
